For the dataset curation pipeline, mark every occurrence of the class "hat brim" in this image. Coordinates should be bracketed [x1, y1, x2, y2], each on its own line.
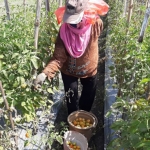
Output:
[63, 11, 84, 24]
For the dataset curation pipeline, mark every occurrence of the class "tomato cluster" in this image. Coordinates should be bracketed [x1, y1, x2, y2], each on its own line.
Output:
[66, 140, 81, 150]
[72, 117, 93, 128]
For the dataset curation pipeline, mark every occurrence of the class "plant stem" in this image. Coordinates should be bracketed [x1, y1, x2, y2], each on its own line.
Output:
[0, 81, 14, 129]
[0, 81, 18, 148]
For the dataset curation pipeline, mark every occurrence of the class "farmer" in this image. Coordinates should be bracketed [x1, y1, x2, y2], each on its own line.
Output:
[34, 0, 103, 115]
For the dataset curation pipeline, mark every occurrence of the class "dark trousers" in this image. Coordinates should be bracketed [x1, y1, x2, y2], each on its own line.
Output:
[61, 72, 97, 115]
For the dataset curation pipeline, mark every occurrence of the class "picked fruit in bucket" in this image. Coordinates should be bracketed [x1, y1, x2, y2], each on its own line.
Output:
[66, 140, 81, 150]
[63, 131, 88, 150]
[67, 110, 98, 141]
[72, 117, 93, 128]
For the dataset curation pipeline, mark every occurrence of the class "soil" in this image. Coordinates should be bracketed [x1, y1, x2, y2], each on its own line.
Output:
[50, 15, 107, 150]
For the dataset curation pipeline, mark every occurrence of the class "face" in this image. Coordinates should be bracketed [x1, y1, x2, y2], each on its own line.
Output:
[70, 24, 77, 28]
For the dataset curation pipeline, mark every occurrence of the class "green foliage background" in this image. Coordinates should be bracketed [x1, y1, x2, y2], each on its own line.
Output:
[0, 2, 59, 122]
[106, 0, 150, 149]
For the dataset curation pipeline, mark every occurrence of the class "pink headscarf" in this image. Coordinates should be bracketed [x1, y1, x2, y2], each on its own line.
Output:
[60, 17, 92, 58]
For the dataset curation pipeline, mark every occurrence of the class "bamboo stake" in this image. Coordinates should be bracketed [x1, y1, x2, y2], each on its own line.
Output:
[45, 0, 50, 16]
[34, 0, 42, 50]
[0, 81, 14, 129]
[138, 7, 150, 43]
[127, 0, 133, 25]
[0, 81, 18, 148]
[58, 0, 62, 7]
[145, 2, 150, 100]
[147, 82, 150, 100]
[4, 0, 10, 20]
[146, 0, 150, 7]
[23, 0, 26, 5]
[123, 0, 128, 17]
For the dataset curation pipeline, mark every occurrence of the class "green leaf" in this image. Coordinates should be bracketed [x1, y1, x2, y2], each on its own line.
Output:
[9, 74, 15, 81]
[13, 81, 19, 88]
[105, 110, 112, 118]
[22, 50, 29, 54]
[0, 98, 3, 104]
[31, 56, 39, 69]
[20, 77, 26, 84]
[111, 119, 125, 130]
[128, 120, 140, 133]
[0, 55, 4, 59]
[2, 70, 8, 79]
[26, 105, 34, 111]
[24, 140, 30, 147]
[47, 88, 54, 94]
[136, 140, 150, 148]
[109, 65, 115, 70]
[24, 114, 33, 122]
[47, 99, 53, 105]
[17, 69, 23, 75]
[21, 102, 26, 106]
[140, 78, 150, 84]
[56, 135, 63, 144]
[0, 146, 4, 150]
[40, 100, 47, 106]
[0, 60, 2, 71]
[138, 121, 147, 132]
[123, 54, 131, 60]
[12, 53, 19, 59]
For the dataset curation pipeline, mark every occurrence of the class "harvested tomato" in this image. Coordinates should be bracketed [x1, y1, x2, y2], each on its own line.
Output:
[72, 117, 93, 128]
[66, 140, 81, 150]
[25, 132, 30, 138]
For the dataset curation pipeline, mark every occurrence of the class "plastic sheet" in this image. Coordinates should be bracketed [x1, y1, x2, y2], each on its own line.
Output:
[49, 73, 65, 124]
[49, 90, 64, 124]
[104, 47, 121, 149]
[54, 7, 65, 24]
[54, 0, 109, 24]
[88, 0, 109, 15]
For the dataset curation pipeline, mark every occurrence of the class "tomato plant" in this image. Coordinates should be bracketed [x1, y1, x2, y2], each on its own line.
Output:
[0, 3, 59, 122]
[0, 1, 65, 149]
[106, 0, 150, 149]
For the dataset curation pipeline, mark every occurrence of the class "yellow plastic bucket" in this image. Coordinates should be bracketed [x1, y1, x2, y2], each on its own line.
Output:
[67, 110, 98, 141]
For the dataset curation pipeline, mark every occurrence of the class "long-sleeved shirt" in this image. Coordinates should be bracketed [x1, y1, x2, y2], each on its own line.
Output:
[42, 18, 103, 79]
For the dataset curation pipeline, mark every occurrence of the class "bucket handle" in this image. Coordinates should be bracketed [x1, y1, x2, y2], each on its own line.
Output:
[78, 110, 98, 129]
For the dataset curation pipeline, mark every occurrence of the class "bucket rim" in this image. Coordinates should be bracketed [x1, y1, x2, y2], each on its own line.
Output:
[67, 110, 98, 130]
